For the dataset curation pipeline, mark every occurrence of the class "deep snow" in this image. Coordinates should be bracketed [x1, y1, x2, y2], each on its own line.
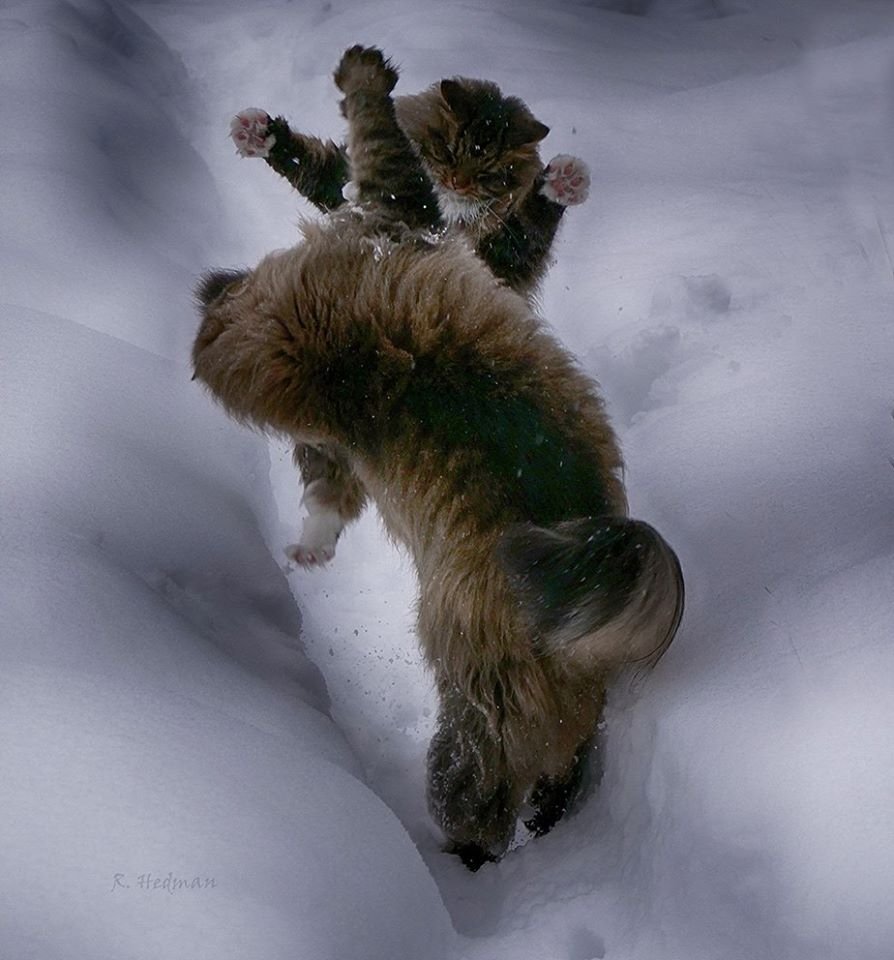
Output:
[3, 0, 893, 958]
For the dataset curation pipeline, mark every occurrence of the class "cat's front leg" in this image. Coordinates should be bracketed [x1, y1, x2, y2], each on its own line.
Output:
[230, 108, 349, 212]
[333, 44, 399, 99]
[475, 154, 590, 296]
[285, 500, 344, 568]
[284, 443, 367, 569]
[540, 154, 591, 206]
[333, 45, 439, 229]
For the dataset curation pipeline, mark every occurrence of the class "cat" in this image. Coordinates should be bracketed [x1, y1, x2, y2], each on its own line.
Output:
[231, 70, 591, 567]
[230, 79, 590, 297]
[193, 45, 684, 871]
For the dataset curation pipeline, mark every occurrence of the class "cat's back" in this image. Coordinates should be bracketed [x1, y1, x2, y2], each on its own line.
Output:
[347, 228, 627, 525]
[293, 215, 625, 523]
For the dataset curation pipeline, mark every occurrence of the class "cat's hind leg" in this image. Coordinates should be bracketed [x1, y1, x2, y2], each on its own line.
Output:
[524, 737, 597, 838]
[426, 684, 525, 871]
[427, 693, 520, 871]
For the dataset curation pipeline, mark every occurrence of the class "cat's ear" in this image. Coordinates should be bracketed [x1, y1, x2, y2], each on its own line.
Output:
[507, 115, 550, 147]
[439, 79, 479, 123]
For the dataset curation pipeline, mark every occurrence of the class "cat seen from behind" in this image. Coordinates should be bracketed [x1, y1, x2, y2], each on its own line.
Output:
[194, 46, 683, 871]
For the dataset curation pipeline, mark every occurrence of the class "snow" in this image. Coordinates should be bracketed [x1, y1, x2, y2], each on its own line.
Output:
[3, 0, 893, 958]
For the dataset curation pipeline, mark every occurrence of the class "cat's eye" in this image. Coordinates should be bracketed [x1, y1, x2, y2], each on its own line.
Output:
[425, 129, 453, 163]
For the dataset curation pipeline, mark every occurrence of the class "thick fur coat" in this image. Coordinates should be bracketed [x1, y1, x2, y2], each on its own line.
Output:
[231, 52, 590, 565]
[194, 47, 683, 869]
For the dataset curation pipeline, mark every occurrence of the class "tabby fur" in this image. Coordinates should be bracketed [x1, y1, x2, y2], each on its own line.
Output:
[196, 47, 683, 869]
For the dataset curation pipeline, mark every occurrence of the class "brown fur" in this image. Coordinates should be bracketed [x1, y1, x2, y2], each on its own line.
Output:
[260, 76, 561, 298]
[193, 215, 682, 866]
[394, 78, 549, 255]
[255, 60, 570, 556]
[194, 46, 682, 869]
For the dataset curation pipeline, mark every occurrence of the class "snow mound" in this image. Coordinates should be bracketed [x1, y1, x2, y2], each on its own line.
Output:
[1, 2, 454, 957]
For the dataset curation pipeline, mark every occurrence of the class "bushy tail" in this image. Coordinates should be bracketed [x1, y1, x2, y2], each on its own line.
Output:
[499, 516, 684, 670]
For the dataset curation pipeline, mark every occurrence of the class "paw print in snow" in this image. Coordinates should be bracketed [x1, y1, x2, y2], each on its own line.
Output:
[230, 108, 275, 158]
[541, 154, 590, 206]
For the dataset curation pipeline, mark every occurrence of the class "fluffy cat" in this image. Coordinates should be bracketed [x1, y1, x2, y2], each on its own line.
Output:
[193, 46, 683, 870]
[231, 69, 590, 567]
[230, 78, 590, 296]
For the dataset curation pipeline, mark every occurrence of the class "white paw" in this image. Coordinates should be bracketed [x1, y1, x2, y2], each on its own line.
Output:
[541, 154, 590, 206]
[284, 508, 344, 569]
[230, 107, 275, 158]
[285, 541, 337, 569]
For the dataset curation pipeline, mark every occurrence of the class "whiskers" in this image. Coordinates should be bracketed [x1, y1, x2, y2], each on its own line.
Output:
[480, 195, 511, 230]
[479, 195, 526, 250]
[434, 189, 526, 260]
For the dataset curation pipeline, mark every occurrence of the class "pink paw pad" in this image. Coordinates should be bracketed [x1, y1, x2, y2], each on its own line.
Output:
[230, 108, 275, 158]
[541, 154, 591, 206]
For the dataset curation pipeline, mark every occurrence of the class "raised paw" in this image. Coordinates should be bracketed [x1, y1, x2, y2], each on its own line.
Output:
[333, 45, 398, 97]
[541, 154, 590, 206]
[230, 108, 275, 158]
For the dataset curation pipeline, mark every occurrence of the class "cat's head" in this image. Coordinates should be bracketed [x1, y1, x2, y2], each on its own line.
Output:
[192, 234, 417, 439]
[395, 78, 549, 225]
[192, 257, 313, 433]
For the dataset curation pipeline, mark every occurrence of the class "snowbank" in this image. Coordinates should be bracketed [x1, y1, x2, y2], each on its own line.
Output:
[0, 2, 454, 957]
[4, 0, 894, 957]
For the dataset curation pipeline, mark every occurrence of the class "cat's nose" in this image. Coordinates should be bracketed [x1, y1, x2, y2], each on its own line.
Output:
[446, 173, 473, 195]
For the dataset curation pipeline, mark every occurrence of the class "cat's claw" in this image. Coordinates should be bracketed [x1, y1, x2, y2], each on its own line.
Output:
[541, 154, 590, 206]
[230, 108, 276, 158]
[334, 45, 398, 97]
